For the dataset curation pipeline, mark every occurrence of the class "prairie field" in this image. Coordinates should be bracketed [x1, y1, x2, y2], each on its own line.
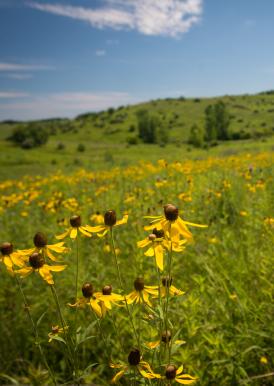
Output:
[0, 146, 273, 385]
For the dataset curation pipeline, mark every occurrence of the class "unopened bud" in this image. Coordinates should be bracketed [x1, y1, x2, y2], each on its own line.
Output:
[82, 283, 94, 298]
[102, 285, 112, 295]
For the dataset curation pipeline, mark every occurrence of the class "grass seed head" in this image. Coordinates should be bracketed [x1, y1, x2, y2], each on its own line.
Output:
[162, 330, 172, 343]
[0, 242, 13, 256]
[162, 276, 173, 287]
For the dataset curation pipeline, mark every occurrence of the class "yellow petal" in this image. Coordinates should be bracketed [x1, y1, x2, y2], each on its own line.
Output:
[137, 238, 151, 248]
[144, 247, 154, 257]
[47, 264, 67, 272]
[39, 266, 54, 285]
[146, 340, 160, 349]
[79, 226, 92, 237]
[56, 229, 70, 240]
[46, 248, 61, 262]
[70, 228, 78, 239]
[16, 266, 33, 278]
[155, 245, 164, 271]
[111, 369, 125, 384]
[90, 299, 102, 318]
[85, 225, 106, 233]
[115, 214, 128, 226]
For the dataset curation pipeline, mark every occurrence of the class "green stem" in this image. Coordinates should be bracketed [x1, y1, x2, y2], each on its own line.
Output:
[164, 223, 173, 364]
[110, 228, 139, 345]
[14, 275, 57, 386]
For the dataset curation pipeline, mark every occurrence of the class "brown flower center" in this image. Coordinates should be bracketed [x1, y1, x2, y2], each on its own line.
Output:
[152, 228, 165, 238]
[102, 285, 112, 295]
[104, 210, 117, 226]
[128, 348, 141, 366]
[164, 204, 179, 221]
[70, 215, 81, 228]
[29, 252, 45, 269]
[33, 232, 47, 248]
[82, 282, 94, 298]
[0, 242, 13, 256]
[134, 277, 145, 291]
[165, 365, 177, 380]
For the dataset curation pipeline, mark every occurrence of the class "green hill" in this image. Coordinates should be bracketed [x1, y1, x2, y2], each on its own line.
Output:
[0, 92, 274, 180]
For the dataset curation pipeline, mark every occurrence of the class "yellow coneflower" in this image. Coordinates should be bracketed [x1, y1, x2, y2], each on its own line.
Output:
[87, 210, 128, 238]
[146, 330, 185, 349]
[137, 229, 186, 271]
[48, 325, 68, 343]
[0, 242, 27, 270]
[95, 285, 124, 317]
[56, 215, 92, 240]
[110, 349, 161, 383]
[16, 252, 67, 285]
[68, 282, 102, 318]
[158, 364, 197, 384]
[126, 278, 158, 307]
[90, 211, 104, 224]
[154, 277, 185, 298]
[144, 204, 207, 241]
[20, 232, 69, 262]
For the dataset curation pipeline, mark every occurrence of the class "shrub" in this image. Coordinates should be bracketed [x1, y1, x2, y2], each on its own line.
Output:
[77, 144, 85, 152]
[9, 123, 49, 148]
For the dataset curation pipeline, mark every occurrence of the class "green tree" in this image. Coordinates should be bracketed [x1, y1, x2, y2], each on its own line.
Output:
[188, 124, 204, 148]
[136, 109, 158, 144]
[204, 102, 230, 142]
[204, 105, 217, 142]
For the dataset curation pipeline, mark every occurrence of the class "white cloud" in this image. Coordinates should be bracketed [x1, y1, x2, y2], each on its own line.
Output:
[7, 73, 33, 80]
[0, 62, 54, 71]
[0, 91, 137, 120]
[95, 49, 106, 56]
[28, 0, 203, 37]
[0, 91, 30, 98]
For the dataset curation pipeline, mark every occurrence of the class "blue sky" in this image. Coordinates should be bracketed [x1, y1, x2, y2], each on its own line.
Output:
[0, 0, 273, 120]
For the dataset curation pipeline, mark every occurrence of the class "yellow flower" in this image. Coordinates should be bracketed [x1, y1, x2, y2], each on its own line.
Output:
[239, 211, 248, 217]
[126, 278, 158, 307]
[144, 204, 207, 241]
[90, 211, 104, 224]
[137, 229, 186, 271]
[87, 210, 128, 237]
[163, 364, 197, 384]
[20, 232, 69, 262]
[16, 252, 67, 285]
[110, 349, 161, 383]
[260, 356, 268, 365]
[95, 285, 124, 317]
[0, 242, 27, 271]
[68, 282, 102, 318]
[103, 243, 120, 255]
[156, 276, 185, 298]
[146, 330, 186, 350]
[56, 215, 92, 240]
[48, 325, 68, 343]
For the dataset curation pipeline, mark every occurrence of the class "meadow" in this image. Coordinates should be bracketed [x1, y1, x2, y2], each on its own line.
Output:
[0, 143, 273, 385]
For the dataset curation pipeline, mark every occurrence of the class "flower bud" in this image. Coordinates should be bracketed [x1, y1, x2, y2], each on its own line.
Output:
[128, 348, 141, 366]
[152, 228, 164, 238]
[104, 210, 117, 226]
[70, 215, 81, 228]
[165, 365, 177, 380]
[82, 282, 94, 298]
[102, 285, 112, 295]
[33, 232, 47, 248]
[162, 276, 173, 287]
[134, 277, 145, 291]
[164, 204, 179, 221]
[162, 330, 172, 343]
[29, 252, 45, 269]
[0, 242, 13, 256]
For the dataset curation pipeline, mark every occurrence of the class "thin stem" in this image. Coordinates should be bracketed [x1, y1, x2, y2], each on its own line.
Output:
[110, 228, 139, 345]
[14, 275, 57, 386]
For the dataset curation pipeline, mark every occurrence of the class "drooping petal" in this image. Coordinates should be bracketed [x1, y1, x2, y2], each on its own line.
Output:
[69, 228, 77, 239]
[79, 226, 92, 237]
[46, 248, 61, 262]
[47, 242, 68, 253]
[111, 369, 126, 384]
[154, 245, 164, 271]
[85, 225, 106, 233]
[115, 214, 128, 227]
[146, 340, 160, 349]
[137, 238, 151, 248]
[39, 266, 54, 284]
[90, 299, 102, 318]
[16, 266, 33, 278]
[47, 264, 67, 272]
[56, 229, 70, 240]
[144, 247, 154, 257]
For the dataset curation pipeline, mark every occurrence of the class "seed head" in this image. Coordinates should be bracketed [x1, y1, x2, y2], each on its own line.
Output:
[152, 228, 165, 238]
[104, 210, 117, 227]
[0, 242, 13, 256]
[165, 365, 177, 380]
[128, 348, 141, 366]
[29, 252, 45, 269]
[102, 285, 112, 295]
[82, 282, 94, 298]
[134, 277, 145, 292]
[162, 330, 172, 343]
[162, 276, 173, 287]
[70, 215, 81, 228]
[164, 204, 179, 221]
[33, 232, 47, 248]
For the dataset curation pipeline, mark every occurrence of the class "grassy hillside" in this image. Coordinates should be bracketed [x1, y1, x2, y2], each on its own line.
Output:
[0, 92, 274, 180]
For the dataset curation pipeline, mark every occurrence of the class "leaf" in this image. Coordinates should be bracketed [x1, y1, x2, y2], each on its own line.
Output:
[0, 374, 19, 385]
[50, 335, 66, 344]
[36, 311, 47, 328]
[77, 335, 96, 347]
